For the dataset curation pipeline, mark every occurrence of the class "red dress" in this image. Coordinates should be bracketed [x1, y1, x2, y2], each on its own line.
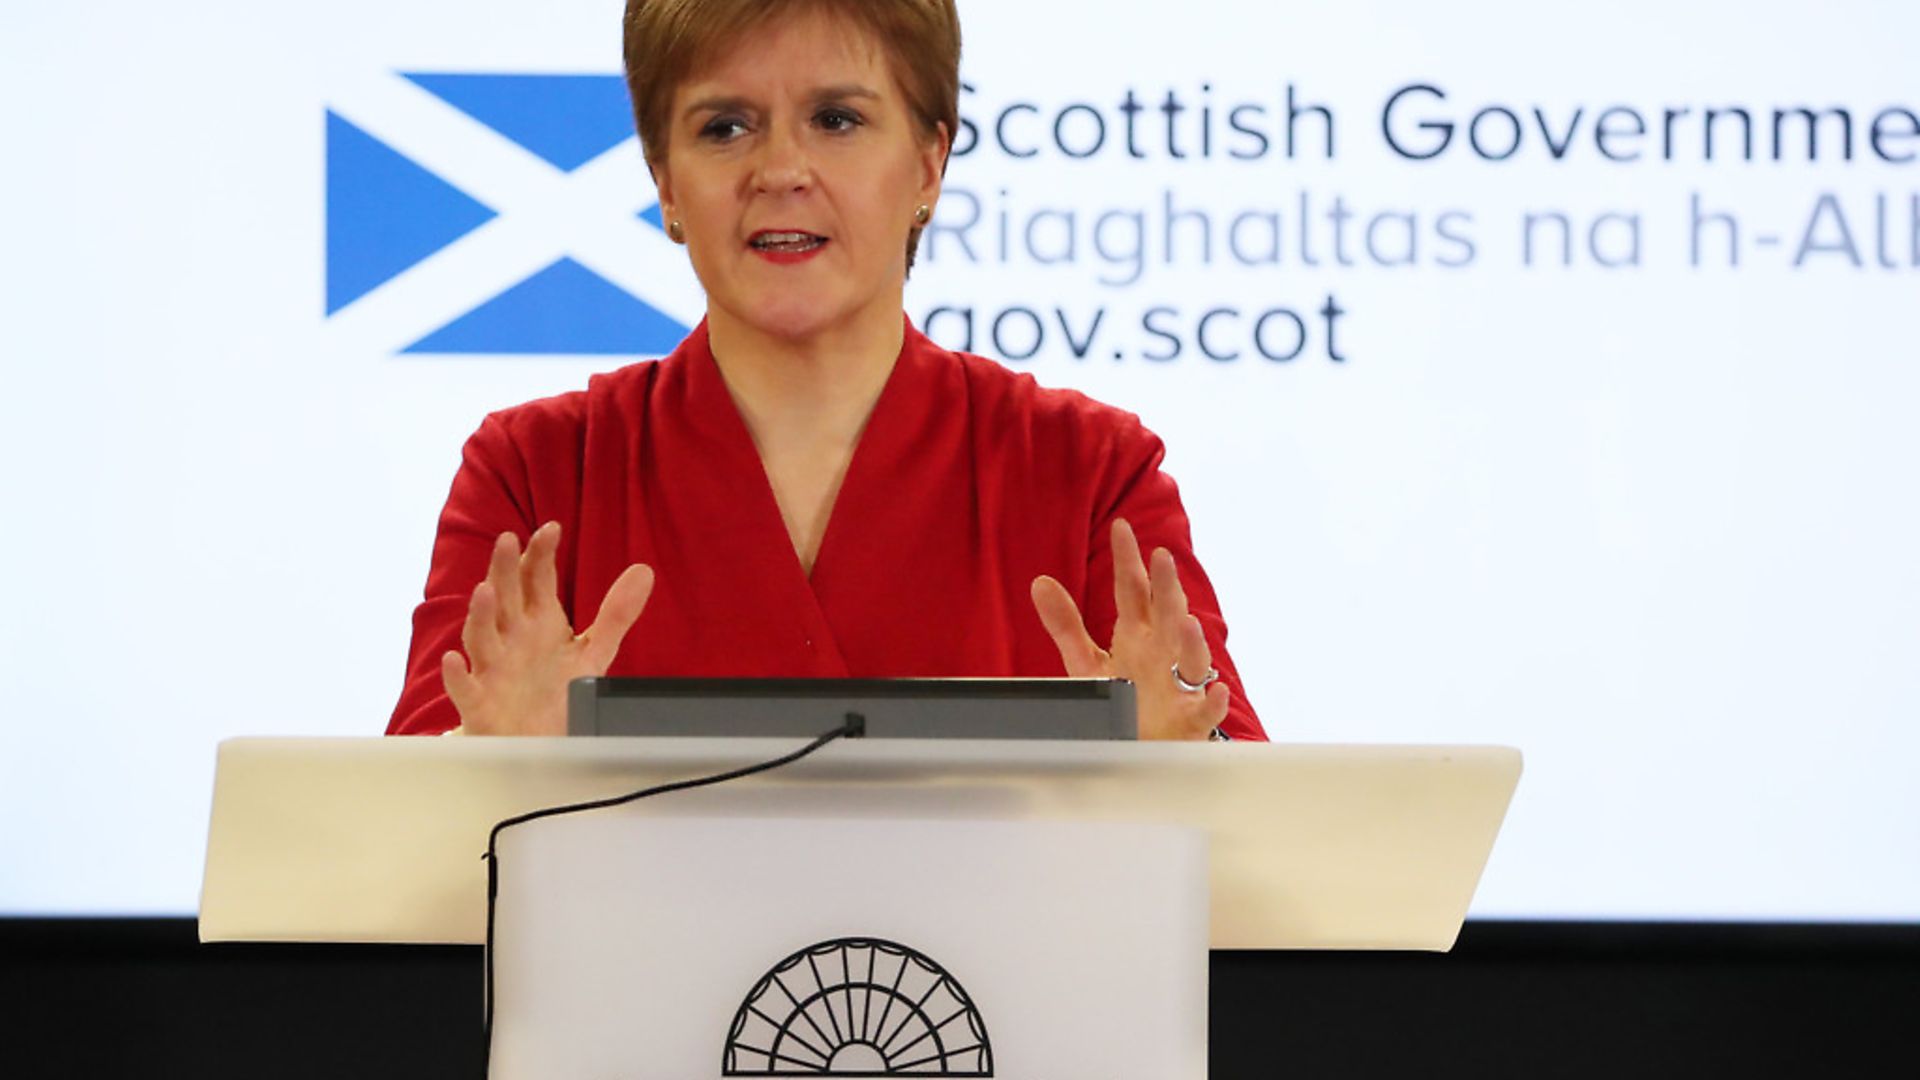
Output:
[387, 319, 1265, 739]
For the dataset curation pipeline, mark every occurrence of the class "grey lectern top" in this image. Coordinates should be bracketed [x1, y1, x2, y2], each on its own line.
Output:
[201, 737, 1521, 951]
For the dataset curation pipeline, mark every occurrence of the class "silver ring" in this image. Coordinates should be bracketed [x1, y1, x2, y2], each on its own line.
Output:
[1172, 663, 1218, 694]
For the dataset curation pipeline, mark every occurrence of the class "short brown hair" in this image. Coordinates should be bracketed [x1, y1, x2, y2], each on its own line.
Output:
[622, 0, 960, 166]
[622, 0, 961, 271]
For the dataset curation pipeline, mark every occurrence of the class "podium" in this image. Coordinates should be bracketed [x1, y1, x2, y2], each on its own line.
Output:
[202, 737, 1520, 1076]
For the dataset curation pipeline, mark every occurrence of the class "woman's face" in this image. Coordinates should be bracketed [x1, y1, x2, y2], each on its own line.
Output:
[653, 12, 948, 348]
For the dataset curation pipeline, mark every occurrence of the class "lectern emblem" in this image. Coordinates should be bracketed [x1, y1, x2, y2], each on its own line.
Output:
[722, 938, 994, 1076]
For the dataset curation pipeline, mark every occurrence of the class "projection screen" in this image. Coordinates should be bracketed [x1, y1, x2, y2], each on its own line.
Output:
[1, 0, 1914, 921]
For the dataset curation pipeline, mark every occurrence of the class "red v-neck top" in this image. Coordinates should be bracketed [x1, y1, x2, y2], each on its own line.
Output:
[387, 319, 1265, 739]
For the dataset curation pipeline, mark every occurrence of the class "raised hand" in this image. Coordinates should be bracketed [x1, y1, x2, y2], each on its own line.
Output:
[1030, 518, 1231, 741]
[439, 522, 654, 735]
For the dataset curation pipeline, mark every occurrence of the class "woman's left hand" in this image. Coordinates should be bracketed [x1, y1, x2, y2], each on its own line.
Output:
[1030, 518, 1231, 741]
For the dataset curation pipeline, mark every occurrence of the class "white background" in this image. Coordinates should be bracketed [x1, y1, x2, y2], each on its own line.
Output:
[1, 0, 1914, 920]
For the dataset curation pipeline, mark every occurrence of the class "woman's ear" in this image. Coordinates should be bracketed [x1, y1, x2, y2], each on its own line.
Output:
[917, 121, 951, 212]
[648, 159, 675, 220]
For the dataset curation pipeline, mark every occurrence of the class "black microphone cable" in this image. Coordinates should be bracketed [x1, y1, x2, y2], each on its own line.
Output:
[479, 713, 867, 1072]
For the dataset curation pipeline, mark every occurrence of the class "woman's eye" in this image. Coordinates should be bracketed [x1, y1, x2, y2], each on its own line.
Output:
[817, 108, 863, 133]
[700, 117, 748, 141]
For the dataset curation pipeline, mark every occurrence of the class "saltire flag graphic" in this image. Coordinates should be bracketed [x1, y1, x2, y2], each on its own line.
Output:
[326, 72, 695, 356]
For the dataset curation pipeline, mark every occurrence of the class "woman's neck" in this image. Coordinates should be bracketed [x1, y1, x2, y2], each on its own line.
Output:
[706, 306, 906, 454]
[704, 305, 908, 576]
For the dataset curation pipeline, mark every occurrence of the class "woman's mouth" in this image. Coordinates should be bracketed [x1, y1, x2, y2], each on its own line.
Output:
[749, 230, 829, 257]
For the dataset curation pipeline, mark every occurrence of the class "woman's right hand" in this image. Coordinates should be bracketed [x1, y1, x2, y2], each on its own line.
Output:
[439, 522, 655, 735]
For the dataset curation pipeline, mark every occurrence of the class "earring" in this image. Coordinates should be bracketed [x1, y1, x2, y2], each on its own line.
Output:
[667, 219, 686, 244]
[913, 204, 931, 226]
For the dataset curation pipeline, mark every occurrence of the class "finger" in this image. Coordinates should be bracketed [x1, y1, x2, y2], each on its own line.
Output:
[1149, 547, 1191, 647]
[1174, 613, 1214, 688]
[580, 563, 656, 673]
[1139, 676, 1230, 742]
[1030, 575, 1109, 677]
[521, 521, 562, 615]
[486, 531, 524, 628]
[1197, 681, 1232, 737]
[460, 580, 504, 674]
[1157, 679, 1231, 742]
[1109, 518, 1152, 625]
[440, 649, 478, 721]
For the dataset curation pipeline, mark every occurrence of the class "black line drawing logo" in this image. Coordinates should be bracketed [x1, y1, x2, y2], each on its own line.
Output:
[722, 938, 994, 1076]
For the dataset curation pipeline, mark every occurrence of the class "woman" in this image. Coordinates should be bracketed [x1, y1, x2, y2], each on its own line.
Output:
[387, 0, 1265, 741]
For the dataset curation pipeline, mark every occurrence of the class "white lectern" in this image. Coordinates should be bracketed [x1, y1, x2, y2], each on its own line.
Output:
[202, 738, 1520, 1078]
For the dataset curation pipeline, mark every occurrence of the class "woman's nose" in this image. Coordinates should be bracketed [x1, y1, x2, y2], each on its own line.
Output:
[752, 125, 812, 193]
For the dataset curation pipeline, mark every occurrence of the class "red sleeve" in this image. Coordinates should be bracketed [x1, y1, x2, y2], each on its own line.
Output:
[386, 413, 543, 735]
[1081, 417, 1267, 741]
